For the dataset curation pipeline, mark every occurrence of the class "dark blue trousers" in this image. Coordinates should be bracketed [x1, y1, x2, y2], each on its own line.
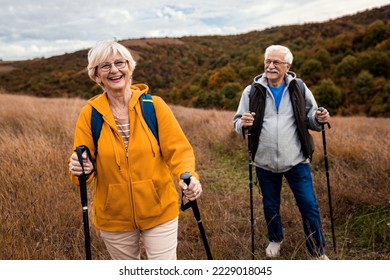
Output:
[256, 163, 326, 256]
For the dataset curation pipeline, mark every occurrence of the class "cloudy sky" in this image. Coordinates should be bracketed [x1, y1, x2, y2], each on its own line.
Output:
[0, 0, 388, 61]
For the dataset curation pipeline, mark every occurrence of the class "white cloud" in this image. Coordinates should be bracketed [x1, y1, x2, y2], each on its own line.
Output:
[156, 6, 187, 21]
[0, 0, 388, 60]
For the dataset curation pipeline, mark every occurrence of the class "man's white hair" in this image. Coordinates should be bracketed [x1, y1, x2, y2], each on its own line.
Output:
[265, 45, 293, 64]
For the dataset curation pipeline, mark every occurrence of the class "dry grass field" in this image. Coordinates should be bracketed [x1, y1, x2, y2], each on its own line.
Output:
[0, 91, 389, 260]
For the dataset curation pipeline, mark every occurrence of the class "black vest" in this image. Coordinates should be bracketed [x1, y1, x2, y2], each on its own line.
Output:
[249, 79, 314, 161]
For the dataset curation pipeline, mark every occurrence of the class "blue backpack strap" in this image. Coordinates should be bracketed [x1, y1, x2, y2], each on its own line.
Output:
[91, 106, 103, 155]
[140, 93, 159, 143]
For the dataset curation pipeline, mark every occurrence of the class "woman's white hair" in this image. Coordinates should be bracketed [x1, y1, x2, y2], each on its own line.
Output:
[265, 45, 293, 64]
[87, 39, 136, 82]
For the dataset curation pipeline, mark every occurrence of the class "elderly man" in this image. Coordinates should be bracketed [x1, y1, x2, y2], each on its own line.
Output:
[233, 45, 330, 260]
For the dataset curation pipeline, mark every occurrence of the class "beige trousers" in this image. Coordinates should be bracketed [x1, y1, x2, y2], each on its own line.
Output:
[99, 217, 178, 260]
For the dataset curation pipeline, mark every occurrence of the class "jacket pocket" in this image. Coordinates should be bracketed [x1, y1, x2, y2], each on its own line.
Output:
[132, 180, 162, 219]
[104, 183, 132, 219]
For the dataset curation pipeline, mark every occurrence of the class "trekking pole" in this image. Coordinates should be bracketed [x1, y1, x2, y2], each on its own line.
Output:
[180, 172, 213, 260]
[318, 107, 336, 253]
[75, 145, 92, 260]
[243, 127, 255, 259]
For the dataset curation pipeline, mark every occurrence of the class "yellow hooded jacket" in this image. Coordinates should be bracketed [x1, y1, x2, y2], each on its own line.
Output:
[69, 84, 198, 232]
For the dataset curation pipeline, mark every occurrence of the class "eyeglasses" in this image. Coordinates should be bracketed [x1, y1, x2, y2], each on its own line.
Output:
[97, 59, 128, 72]
[264, 59, 289, 66]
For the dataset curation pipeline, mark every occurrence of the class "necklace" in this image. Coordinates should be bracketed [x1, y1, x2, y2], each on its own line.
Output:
[108, 90, 132, 117]
[111, 104, 129, 118]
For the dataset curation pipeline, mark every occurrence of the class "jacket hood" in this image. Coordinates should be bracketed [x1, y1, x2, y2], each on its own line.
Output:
[87, 83, 149, 115]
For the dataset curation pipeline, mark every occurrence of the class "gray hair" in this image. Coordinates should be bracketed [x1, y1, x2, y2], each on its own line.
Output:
[265, 45, 293, 64]
[87, 39, 136, 82]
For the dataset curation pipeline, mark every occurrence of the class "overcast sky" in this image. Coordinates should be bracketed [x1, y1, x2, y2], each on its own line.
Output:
[0, 0, 388, 61]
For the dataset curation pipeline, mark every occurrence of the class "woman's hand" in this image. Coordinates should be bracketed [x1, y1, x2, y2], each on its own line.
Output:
[179, 176, 202, 201]
[69, 151, 94, 176]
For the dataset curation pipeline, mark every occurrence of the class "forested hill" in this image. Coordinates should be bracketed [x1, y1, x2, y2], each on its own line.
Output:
[0, 4, 389, 116]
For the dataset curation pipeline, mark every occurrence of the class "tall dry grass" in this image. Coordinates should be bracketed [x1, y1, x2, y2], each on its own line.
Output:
[0, 91, 389, 260]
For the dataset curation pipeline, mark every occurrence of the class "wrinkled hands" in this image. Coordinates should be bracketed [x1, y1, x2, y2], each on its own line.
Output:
[241, 112, 256, 128]
[179, 176, 202, 201]
[69, 151, 94, 176]
[315, 107, 330, 124]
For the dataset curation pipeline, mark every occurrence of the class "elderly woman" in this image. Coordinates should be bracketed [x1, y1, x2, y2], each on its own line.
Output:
[68, 39, 202, 260]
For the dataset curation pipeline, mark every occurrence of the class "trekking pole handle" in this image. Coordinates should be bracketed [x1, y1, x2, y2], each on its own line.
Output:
[318, 107, 331, 129]
[180, 172, 202, 222]
[181, 172, 192, 186]
[75, 145, 94, 208]
[74, 145, 94, 176]
[75, 146, 87, 176]
[180, 172, 198, 213]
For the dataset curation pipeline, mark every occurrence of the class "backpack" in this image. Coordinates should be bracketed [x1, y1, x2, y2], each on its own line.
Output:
[91, 93, 158, 155]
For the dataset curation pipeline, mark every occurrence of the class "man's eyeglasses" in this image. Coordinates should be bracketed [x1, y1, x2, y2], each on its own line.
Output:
[97, 59, 128, 72]
[264, 59, 289, 66]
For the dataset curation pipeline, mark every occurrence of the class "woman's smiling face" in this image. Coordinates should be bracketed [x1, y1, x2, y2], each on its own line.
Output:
[95, 54, 132, 92]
